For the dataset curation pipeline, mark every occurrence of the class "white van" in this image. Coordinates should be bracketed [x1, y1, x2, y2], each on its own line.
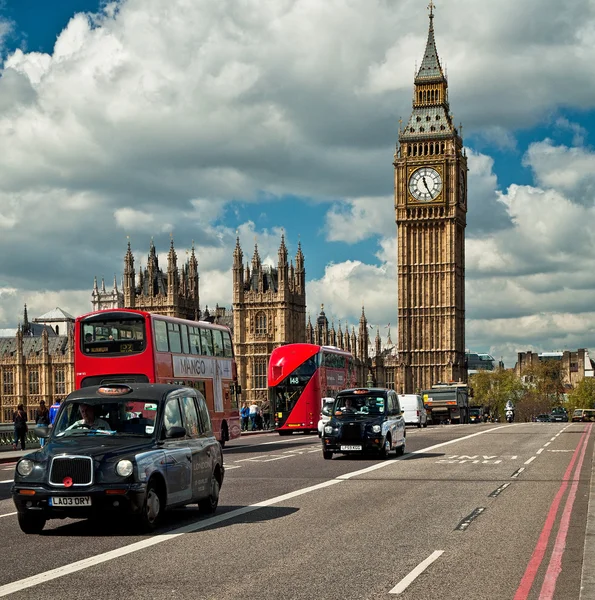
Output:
[398, 394, 428, 428]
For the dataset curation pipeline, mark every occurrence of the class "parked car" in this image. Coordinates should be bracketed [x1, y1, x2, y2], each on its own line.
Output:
[12, 383, 224, 534]
[469, 407, 483, 423]
[321, 388, 406, 460]
[398, 393, 428, 428]
[550, 407, 569, 422]
[535, 414, 552, 422]
[572, 409, 595, 422]
[317, 398, 336, 437]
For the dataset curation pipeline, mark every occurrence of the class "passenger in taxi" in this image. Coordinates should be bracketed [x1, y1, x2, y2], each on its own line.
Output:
[67, 403, 111, 431]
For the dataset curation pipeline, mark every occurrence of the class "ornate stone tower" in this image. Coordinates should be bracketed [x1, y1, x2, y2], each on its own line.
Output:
[117, 239, 201, 320]
[394, 3, 467, 392]
[232, 236, 307, 403]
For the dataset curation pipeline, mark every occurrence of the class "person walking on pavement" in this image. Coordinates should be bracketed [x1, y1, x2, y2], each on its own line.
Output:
[49, 398, 61, 426]
[261, 399, 271, 430]
[240, 402, 250, 432]
[12, 404, 28, 451]
[34, 400, 50, 447]
[249, 402, 259, 431]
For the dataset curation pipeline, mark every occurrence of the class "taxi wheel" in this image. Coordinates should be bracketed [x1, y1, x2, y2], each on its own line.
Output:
[396, 436, 406, 456]
[199, 472, 221, 514]
[323, 450, 333, 460]
[139, 481, 163, 531]
[17, 512, 46, 534]
[380, 437, 392, 459]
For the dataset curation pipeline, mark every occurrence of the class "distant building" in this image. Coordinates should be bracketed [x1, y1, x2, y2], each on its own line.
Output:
[515, 349, 595, 388]
[466, 352, 496, 375]
[0, 306, 74, 423]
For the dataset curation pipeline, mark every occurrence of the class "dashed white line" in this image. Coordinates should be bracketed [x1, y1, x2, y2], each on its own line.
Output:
[537, 449, 544, 454]
[0, 479, 13, 484]
[389, 551, 444, 594]
[525, 456, 536, 465]
[0, 512, 16, 519]
[551, 437, 557, 442]
[545, 442, 551, 447]
[512, 467, 525, 479]
[0, 424, 508, 597]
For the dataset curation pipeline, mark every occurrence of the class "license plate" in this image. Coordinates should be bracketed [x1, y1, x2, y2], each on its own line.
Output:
[49, 496, 91, 506]
[340, 445, 362, 451]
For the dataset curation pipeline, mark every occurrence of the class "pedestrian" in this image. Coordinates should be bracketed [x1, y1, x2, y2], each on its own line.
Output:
[261, 399, 271, 430]
[34, 400, 50, 447]
[49, 397, 62, 426]
[12, 404, 28, 451]
[249, 402, 259, 431]
[240, 402, 250, 432]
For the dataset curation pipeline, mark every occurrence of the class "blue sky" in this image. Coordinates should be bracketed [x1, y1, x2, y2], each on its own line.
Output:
[0, 0, 594, 367]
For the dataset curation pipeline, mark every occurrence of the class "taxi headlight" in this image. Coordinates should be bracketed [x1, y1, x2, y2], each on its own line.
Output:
[116, 459, 134, 477]
[372, 425, 381, 433]
[324, 425, 334, 435]
[17, 459, 34, 477]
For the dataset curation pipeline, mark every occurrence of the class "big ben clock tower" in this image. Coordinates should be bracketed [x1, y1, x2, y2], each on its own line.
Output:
[394, 2, 467, 393]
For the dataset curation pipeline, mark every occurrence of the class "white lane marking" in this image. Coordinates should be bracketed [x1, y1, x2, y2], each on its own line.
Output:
[0, 479, 13, 484]
[551, 437, 557, 442]
[525, 456, 536, 465]
[512, 467, 525, 479]
[338, 425, 511, 480]
[545, 442, 551, 447]
[224, 465, 241, 470]
[0, 478, 343, 598]
[389, 550, 444, 594]
[0, 512, 16, 519]
[0, 425, 509, 596]
[537, 449, 544, 454]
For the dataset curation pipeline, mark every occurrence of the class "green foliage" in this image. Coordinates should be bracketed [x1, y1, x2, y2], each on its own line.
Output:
[567, 378, 595, 412]
[469, 369, 524, 418]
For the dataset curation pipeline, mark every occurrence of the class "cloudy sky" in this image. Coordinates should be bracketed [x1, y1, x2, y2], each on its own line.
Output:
[0, 0, 594, 367]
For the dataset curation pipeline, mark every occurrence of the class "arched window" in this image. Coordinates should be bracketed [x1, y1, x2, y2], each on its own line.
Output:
[252, 357, 267, 389]
[55, 325, 60, 335]
[255, 312, 267, 335]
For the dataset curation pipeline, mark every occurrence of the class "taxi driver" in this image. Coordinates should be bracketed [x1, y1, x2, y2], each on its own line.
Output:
[67, 403, 111, 431]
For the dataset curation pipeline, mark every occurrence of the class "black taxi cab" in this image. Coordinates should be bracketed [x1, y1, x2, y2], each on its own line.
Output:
[12, 383, 224, 534]
[321, 388, 406, 460]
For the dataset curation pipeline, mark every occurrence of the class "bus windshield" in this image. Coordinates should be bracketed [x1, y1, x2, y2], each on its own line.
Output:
[270, 354, 319, 413]
[80, 314, 146, 357]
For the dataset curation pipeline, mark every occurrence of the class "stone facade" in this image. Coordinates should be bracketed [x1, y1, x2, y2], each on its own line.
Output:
[232, 236, 307, 403]
[0, 307, 75, 423]
[393, 7, 467, 393]
[515, 349, 595, 388]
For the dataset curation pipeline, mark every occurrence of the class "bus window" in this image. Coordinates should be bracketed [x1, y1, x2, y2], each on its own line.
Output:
[189, 326, 202, 355]
[180, 324, 190, 354]
[213, 330, 225, 357]
[167, 323, 182, 354]
[200, 328, 214, 356]
[154, 320, 169, 352]
[223, 331, 234, 358]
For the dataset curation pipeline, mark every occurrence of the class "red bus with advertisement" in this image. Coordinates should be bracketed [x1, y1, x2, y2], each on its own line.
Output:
[268, 343, 357, 435]
[74, 309, 241, 446]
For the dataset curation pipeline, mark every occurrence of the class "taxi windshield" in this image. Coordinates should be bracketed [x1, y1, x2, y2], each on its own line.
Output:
[333, 395, 385, 416]
[52, 399, 158, 438]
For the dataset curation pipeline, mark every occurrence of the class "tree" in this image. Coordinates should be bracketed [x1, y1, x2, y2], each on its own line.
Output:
[567, 378, 595, 412]
[469, 369, 524, 419]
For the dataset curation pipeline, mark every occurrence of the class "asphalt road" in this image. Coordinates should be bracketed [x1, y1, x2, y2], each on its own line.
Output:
[0, 422, 592, 599]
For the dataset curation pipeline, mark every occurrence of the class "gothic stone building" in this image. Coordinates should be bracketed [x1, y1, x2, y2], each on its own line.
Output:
[394, 6, 467, 392]
[232, 236, 306, 403]
[0, 306, 75, 424]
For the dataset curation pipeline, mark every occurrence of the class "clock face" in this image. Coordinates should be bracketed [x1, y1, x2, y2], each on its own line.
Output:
[409, 167, 443, 202]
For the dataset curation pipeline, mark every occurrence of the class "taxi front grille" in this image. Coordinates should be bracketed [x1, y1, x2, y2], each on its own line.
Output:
[49, 456, 93, 486]
[339, 423, 363, 443]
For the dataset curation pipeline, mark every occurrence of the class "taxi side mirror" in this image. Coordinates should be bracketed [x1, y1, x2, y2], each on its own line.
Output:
[165, 426, 186, 439]
[34, 426, 49, 439]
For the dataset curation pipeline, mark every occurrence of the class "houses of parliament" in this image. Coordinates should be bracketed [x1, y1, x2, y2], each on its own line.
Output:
[11, 8, 583, 422]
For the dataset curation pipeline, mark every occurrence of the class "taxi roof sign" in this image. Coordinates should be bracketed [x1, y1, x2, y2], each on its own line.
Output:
[353, 389, 370, 394]
[98, 385, 133, 396]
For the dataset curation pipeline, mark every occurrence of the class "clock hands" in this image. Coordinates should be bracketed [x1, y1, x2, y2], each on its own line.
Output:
[422, 176, 432, 195]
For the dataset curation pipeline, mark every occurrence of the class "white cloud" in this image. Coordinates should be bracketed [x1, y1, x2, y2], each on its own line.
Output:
[0, 0, 593, 369]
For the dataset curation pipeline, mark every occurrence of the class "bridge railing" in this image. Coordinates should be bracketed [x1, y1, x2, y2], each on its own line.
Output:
[0, 423, 41, 448]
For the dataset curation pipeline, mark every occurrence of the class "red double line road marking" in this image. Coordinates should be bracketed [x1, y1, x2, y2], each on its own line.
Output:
[514, 424, 592, 600]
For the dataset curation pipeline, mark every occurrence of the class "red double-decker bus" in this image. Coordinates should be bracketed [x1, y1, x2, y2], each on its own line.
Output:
[268, 343, 357, 435]
[74, 309, 241, 446]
